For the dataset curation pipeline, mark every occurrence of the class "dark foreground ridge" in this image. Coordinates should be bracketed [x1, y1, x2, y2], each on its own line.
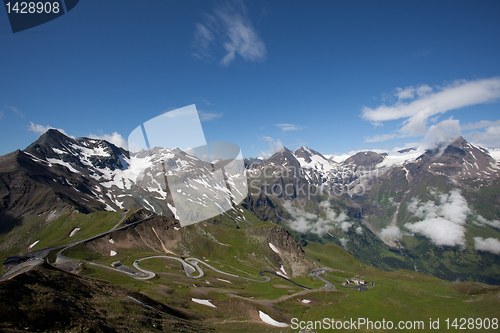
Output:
[0, 263, 214, 333]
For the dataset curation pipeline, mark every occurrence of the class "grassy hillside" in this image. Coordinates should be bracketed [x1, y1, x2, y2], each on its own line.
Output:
[56, 215, 500, 332]
[0, 209, 127, 265]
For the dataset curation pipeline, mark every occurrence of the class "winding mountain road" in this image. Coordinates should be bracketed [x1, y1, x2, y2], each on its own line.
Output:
[0, 213, 155, 281]
[310, 267, 336, 290]
[134, 256, 271, 282]
[134, 256, 313, 289]
[55, 214, 156, 265]
[2, 212, 339, 292]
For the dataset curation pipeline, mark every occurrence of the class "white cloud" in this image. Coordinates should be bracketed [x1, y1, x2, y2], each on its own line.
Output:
[395, 86, 417, 100]
[366, 117, 462, 152]
[284, 201, 351, 236]
[415, 84, 433, 97]
[258, 136, 284, 158]
[379, 226, 403, 240]
[406, 217, 466, 248]
[474, 215, 500, 230]
[340, 221, 354, 232]
[404, 189, 470, 248]
[198, 110, 223, 122]
[422, 117, 461, 152]
[355, 226, 363, 235]
[276, 123, 304, 132]
[28, 122, 74, 138]
[88, 132, 128, 150]
[193, 0, 266, 66]
[363, 78, 500, 141]
[339, 238, 348, 249]
[474, 237, 500, 254]
[462, 119, 500, 130]
[465, 125, 500, 148]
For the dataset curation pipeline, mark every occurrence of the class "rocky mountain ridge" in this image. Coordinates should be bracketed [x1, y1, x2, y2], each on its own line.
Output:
[1, 130, 500, 283]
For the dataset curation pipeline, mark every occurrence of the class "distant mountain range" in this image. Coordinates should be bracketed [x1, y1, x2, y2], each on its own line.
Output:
[1, 129, 500, 283]
[246, 137, 500, 283]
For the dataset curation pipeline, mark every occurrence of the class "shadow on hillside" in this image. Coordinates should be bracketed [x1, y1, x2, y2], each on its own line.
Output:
[0, 212, 23, 236]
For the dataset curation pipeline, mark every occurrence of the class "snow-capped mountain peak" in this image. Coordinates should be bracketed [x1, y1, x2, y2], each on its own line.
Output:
[292, 146, 337, 171]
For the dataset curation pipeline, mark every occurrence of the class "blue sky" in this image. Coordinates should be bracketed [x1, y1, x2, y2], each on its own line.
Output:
[1, 0, 500, 158]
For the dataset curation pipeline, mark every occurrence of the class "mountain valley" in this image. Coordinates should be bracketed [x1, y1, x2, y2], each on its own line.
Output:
[1, 130, 499, 332]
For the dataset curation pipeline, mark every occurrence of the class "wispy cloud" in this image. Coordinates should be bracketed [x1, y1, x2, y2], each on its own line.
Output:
[6, 106, 25, 118]
[295, 139, 307, 147]
[461, 119, 500, 148]
[379, 226, 403, 240]
[88, 132, 128, 150]
[474, 215, 500, 230]
[462, 119, 500, 130]
[198, 110, 223, 121]
[466, 125, 500, 148]
[363, 78, 500, 142]
[394, 84, 433, 101]
[28, 122, 74, 138]
[366, 117, 462, 152]
[276, 123, 304, 132]
[258, 135, 284, 158]
[339, 238, 348, 250]
[193, 23, 215, 60]
[422, 117, 462, 151]
[193, 0, 267, 66]
[202, 98, 213, 106]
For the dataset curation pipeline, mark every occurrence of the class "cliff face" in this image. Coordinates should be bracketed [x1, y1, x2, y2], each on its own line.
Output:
[242, 192, 291, 224]
[250, 225, 305, 255]
[247, 224, 316, 277]
[83, 215, 182, 255]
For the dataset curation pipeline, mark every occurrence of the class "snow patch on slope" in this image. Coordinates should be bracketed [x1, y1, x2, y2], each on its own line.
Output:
[191, 298, 216, 308]
[69, 228, 80, 237]
[47, 158, 80, 173]
[259, 311, 288, 327]
[268, 243, 279, 254]
[28, 240, 40, 249]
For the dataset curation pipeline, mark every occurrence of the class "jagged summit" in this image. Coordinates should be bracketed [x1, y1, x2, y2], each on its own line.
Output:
[1, 129, 500, 285]
[266, 147, 297, 164]
[415, 136, 498, 178]
[2, 130, 500, 227]
[293, 146, 329, 163]
[343, 151, 386, 168]
[25, 129, 129, 172]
